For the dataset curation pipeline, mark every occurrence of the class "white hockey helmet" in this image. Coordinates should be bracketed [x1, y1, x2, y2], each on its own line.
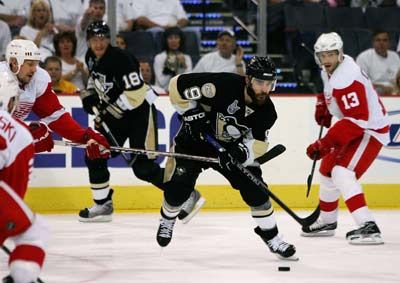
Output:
[5, 39, 41, 74]
[0, 71, 20, 114]
[314, 32, 344, 66]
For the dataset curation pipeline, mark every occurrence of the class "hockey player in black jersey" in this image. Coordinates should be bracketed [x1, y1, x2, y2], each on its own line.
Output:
[156, 56, 298, 260]
[78, 21, 203, 222]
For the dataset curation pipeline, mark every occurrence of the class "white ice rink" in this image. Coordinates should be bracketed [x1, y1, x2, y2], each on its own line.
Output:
[1, 210, 399, 283]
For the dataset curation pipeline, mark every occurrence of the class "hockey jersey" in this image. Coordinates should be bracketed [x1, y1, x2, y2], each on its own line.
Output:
[321, 55, 390, 146]
[0, 62, 86, 143]
[0, 110, 34, 198]
[86, 45, 157, 110]
[170, 72, 277, 159]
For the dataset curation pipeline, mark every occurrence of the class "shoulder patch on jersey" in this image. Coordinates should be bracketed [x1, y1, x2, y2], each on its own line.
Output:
[245, 106, 255, 117]
[201, 83, 216, 98]
[227, 100, 240, 114]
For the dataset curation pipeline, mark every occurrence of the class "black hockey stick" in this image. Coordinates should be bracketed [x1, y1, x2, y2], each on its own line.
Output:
[92, 106, 135, 166]
[205, 134, 320, 227]
[54, 140, 286, 165]
[1, 245, 45, 283]
[306, 123, 324, 198]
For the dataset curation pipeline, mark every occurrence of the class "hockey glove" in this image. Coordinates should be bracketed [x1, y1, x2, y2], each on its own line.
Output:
[29, 122, 54, 153]
[315, 94, 332, 128]
[80, 89, 100, 115]
[80, 128, 111, 159]
[99, 96, 133, 121]
[182, 107, 211, 141]
[306, 136, 335, 160]
[219, 142, 252, 171]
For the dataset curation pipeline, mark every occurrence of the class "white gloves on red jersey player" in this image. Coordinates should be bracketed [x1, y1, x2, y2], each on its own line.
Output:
[28, 122, 110, 159]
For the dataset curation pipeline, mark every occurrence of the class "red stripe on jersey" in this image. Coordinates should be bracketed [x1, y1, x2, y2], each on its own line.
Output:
[332, 80, 369, 121]
[345, 193, 367, 213]
[32, 83, 63, 118]
[320, 199, 339, 212]
[9, 244, 45, 267]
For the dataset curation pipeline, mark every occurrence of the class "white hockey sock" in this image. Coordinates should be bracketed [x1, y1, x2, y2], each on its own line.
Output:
[90, 181, 111, 201]
[251, 202, 276, 230]
[319, 175, 340, 224]
[10, 261, 41, 283]
[332, 166, 374, 226]
[161, 199, 181, 219]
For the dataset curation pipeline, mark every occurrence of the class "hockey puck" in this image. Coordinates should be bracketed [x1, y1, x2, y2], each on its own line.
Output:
[278, 266, 290, 271]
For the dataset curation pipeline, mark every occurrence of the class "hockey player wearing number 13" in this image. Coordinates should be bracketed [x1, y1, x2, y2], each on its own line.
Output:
[79, 21, 202, 222]
[156, 56, 298, 261]
[301, 33, 390, 245]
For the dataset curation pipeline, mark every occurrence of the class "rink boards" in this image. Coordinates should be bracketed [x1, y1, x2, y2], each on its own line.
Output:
[25, 95, 400, 212]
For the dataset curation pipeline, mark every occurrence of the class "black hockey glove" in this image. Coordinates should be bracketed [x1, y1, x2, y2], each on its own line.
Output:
[182, 107, 211, 141]
[80, 89, 100, 115]
[98, 97, 131, 121]
[218, 142, 250, 171]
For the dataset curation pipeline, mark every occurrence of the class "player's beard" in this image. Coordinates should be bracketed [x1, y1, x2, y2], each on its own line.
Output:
[246, 85, 267, 107]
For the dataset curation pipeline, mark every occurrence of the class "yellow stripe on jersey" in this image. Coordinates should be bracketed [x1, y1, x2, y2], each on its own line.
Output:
[123, 84, 147, 108]
[169, 75, 190, 113]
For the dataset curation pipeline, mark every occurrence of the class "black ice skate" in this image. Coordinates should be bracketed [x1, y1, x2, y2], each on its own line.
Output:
[301, 218, 337, 237]
[157, 215, 177, 247]
[254, 226, 298, 261]
[2, 275, 36, 283]
[346, 221, 384, 245]
[177, 189, 205, 224]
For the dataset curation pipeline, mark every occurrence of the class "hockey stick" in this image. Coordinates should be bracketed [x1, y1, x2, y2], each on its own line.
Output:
[92, 106, 134, 166]
[204, 134, 320, 227]
[306, 123, 324, 198]
[1, 245, 45, 283]
[54, 140, 286, 165]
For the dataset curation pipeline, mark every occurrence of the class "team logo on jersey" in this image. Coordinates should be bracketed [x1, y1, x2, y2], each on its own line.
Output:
[93, 72, 113, 97]
[215, 113, 249, 142]
[227, 100, 240, 114]
[201, 83, 216, 98]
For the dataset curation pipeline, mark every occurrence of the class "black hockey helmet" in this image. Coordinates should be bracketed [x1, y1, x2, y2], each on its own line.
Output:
[246, 56, 277, 81]
[86, 21, 110, 40]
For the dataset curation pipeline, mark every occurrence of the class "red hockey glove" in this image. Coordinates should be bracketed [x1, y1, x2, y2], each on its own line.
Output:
[306, 136, 335, 160]
[29, 122, 54, 153]
[81, 128, 110, 159]
[315, 94, 332, 128]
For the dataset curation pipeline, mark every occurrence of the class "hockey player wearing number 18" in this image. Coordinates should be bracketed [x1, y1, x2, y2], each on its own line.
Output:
[301, 33, 389, 244]
[79, 21, 203, 222]
[156, 56, 298, 260]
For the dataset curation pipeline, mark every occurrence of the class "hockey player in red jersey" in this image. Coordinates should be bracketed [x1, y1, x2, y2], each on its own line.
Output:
[0, 39, 110, 160]
[301, 32, 389, 245]
[0, 71, 47, 283]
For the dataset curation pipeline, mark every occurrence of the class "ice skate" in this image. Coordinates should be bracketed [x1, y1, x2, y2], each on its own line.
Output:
[301, 218, 337, 237]
[156, 215, 177, 247]
[78, 199, 113, 222]
[254, 227, 298, 261]
[346, 221, 384, 245]
[177, 189, 206, 224]
[2, 275, 36, 283]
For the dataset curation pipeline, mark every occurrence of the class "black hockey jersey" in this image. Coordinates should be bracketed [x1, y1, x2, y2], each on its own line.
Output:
[169, 72, 277, 156]
[85, 45, 148, 109]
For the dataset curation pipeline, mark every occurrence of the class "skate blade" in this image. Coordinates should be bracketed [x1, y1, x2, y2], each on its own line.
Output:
[347, 234, 384, 245]
[78, 214, 112, 223]
[301, 230, 335, 237]
[181, 197, 206, 224]
[277, 254, 299, 261]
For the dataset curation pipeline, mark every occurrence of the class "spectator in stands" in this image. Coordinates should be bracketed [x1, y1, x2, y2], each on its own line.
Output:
[192, 30, 245, 75]
[394, 69, 400, 95]
[54, 31, 89, 91]
[0, 19, 11, 60]
[153, 27, 192, 90]
[19, 0, 56, 61]
[140, 59, 167, 95]
[42, 0, 83, 32]
[135, 0, 189, 31]
[116, 33, 127, 49]
[44, 56, 78, 94]
[356, 30, 400, 95]
[0, 0, 29, 35]
[75, 0, 106, 60]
